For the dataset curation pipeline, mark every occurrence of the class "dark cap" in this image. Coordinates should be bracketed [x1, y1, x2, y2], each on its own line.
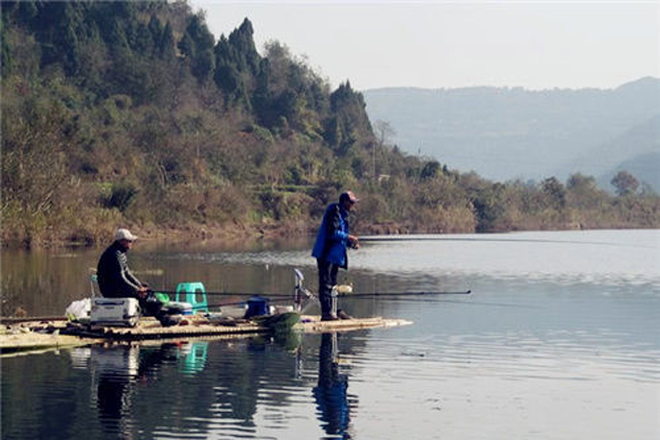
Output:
[339, 191, 359, 204]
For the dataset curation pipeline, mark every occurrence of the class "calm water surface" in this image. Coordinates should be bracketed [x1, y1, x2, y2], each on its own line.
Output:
[2, 230, 659, 439]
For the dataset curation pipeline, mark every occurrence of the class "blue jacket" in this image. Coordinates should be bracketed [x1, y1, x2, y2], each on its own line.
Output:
[312, 203, 350, 268]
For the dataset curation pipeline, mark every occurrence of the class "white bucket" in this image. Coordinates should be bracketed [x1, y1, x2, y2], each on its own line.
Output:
[273, 305, 294, 314]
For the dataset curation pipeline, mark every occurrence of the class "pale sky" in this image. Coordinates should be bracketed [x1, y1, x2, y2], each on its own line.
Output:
[189, 1, 659, 91]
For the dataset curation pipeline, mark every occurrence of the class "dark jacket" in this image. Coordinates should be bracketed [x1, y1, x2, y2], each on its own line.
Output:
[312, 203, 350, 269]
[97, 241, 142, 298]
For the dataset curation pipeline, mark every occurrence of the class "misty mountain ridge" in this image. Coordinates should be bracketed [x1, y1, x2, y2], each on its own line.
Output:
[573, 115, 660, 184]
[597, 151, 660, 193]
[363, 77, 660, 189]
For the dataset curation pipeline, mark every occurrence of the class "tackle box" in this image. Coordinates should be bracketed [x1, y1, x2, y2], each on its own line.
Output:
[90, 297, 140, 327]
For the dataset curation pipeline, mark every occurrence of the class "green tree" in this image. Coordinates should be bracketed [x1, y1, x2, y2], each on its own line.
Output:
[420, 161, 440, 181]
[214, 18, 260, 107]
[472, 183, 507, 232]
[566, 173, 604, 209]
[134, 22, 154, 55]
[611, 170, 639, 196]
[541, 177, 567, 209]
[147, 15, 164, 55]
[180, 13, 215, 82]
[157, 21, 176, 59]
[325, 81, 372, 155]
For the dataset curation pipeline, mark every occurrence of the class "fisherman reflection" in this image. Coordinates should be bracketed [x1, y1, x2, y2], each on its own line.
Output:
[313, 332, 353, 439]
[95, 344, 178, 438]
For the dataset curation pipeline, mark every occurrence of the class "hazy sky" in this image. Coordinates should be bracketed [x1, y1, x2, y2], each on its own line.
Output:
[189, 1, 659, 91]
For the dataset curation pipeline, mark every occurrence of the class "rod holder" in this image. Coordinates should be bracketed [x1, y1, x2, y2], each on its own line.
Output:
[331, 285, 338, 317]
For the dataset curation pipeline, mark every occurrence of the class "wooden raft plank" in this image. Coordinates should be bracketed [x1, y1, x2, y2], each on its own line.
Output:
[86, 319, 265, 340]
[82, 316, 412, 339]
[296, 316, 413, 334]
[2, 315, 413, 345]
[0, 333, 94, 354]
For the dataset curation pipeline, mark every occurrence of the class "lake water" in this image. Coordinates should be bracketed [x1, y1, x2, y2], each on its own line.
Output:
[2, 229, 659, 439]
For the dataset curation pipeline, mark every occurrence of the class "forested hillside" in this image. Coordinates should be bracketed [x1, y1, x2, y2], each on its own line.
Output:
[2, 1, 658, 248]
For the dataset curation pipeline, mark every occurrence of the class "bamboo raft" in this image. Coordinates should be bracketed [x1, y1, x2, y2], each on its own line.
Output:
[1, 314, 412, 355]
[0, 332, 100, 354]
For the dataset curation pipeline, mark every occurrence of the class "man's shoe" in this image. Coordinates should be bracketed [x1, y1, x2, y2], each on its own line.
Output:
[337, 309, 352, 320]
[321, 314, 339, 321]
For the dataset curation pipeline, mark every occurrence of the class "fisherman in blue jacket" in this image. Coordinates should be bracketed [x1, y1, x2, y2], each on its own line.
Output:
[312, 191, 360, 321]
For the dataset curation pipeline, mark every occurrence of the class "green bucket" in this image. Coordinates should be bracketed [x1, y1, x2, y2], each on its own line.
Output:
[154, 292, 170, 304]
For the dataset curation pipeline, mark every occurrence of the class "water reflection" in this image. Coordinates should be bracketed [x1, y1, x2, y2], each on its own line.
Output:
[314, 333, 354, 440]
[63, 333, 361, 440]
[179, 341, 209, 375]
[69, 342, 209, 439]
[94, 345, 141, 438]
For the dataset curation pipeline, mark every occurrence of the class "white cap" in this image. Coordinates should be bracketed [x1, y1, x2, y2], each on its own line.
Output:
[115, 228, 138, 241]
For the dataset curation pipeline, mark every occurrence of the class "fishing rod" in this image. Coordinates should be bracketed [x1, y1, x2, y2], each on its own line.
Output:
[346, 297, 468, 304]
[156, 290, 293, 298]
[187, 292, 471, 313]
[157, 289, 471, 300]
[157, 290, 472, 306]
[338, 290, 471, 297]
[189, 297, 294, 310]
[189, 292, 471, 310]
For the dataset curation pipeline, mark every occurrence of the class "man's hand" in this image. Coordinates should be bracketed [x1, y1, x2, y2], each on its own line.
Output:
[137, 286, 148, 298]
[348, 235, 360, 250]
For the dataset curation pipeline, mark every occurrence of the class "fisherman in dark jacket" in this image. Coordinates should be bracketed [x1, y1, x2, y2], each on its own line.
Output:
[97, 228, 147, 299]
[312, 191, 360, 321]
[97, 228, 163, 318]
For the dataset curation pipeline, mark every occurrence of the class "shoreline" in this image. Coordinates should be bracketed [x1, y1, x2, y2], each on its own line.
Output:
[2, 218, 655, 250]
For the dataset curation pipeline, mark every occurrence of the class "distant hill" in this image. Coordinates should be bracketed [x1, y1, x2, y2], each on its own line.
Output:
[597, 151, 660, 193]
[572, 115, 660, 190]
[362, 77, 660, 186]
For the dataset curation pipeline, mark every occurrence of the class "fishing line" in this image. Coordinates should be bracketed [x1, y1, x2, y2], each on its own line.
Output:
[359, 236, 657, 249]
[344, 296, 539, 309]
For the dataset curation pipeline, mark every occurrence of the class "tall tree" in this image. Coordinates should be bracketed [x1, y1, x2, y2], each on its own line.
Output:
[611, 171, 639, 196]
[324, 81, 372, 155]
[214, 18, 260, 107]
[180, 13, 215, 82]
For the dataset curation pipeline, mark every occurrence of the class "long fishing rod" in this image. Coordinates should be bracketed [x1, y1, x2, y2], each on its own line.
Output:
[190, 292, 471, 310]
[189, 292, 471, 312]
[157, 289, 471, 299]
